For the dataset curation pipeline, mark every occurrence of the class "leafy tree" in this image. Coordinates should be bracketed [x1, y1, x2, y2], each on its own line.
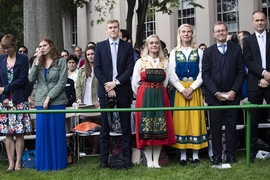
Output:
[0, 0, 85, 51]
[0, 0, 23, 48]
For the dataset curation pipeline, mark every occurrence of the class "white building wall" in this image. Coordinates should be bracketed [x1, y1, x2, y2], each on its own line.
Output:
[238, 0, 261, 34]
[77, 5, 88, 48]
[62, 14, 73, 52]
[196, 0, 217, 47]
[155, 9, 178, 52]
[63, 0, 261, 52]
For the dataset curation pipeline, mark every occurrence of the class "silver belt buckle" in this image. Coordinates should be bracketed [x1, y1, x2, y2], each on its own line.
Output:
[182, 77, 193, 82]
[188, 77, 194, 81]
[183, 77, 188, 82]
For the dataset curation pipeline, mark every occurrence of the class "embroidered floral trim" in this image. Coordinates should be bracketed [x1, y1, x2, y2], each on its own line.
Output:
[176, 50, 198, 62]
[175, 134, 208, 144]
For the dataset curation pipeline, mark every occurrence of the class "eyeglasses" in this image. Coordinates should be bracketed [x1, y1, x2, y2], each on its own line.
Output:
[18, 50, 27, 53]
[214, 29, 227, 34]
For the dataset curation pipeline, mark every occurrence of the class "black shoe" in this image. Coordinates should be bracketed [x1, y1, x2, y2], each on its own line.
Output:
[226, 158, 237, 163]
[192, 159, 200, 164]
[100, 162, 108, 168]
[180, 160, 187, 166]
[128, 160, 134, 167]
[211, 158, 222, 165]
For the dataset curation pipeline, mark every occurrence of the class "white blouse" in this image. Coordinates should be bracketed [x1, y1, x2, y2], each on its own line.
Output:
[131, 55, 184, 95]
[83, 71, 94, 105]
[69, 69, 79, 84]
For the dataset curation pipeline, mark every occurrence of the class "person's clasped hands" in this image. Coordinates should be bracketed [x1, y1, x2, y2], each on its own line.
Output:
[215, 90, 235, 101]
[104, 81, 117, 98]
[181, 87, 193, 100]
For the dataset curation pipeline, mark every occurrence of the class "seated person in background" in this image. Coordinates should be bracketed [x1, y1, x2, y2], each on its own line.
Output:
[67, 55, 79, 86]
[61, 50, 69, 59]
[76, 46, 100, 154]
[65, 78, 76, 107]
[199, 43, 207, 51]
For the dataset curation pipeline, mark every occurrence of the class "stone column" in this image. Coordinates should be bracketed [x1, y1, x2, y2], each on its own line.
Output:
[24, 0, 63, 57]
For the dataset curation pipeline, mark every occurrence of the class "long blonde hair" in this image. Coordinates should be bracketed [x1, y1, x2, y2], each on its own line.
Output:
[174, 24, 196, 51]
[141, 34, 165, 59]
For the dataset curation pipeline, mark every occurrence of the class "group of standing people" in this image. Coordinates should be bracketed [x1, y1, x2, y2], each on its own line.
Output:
[0, 9, 268, 172]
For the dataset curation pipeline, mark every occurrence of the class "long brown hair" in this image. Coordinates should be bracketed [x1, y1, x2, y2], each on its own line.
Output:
[84, 46, 95, 78]
[39, 38, 60, 67]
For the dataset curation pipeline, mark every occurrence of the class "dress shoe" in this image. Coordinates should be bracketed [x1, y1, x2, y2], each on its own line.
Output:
[180, 160, 187, 167]
[128, 159, 134, 167]
[226, 158, 237, 163]
[100, 162, 108, 168]
[192, 159, 200, 164]
[211, 158, 222, 165]
[250, 153, 255, 163]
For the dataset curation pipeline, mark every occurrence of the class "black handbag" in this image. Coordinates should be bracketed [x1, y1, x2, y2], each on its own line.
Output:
[109, 154, 129, 169]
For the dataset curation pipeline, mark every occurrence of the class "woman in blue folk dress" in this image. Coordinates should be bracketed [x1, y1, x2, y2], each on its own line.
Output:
[29, 38, 67, 171]
[169, 24, 208, 166]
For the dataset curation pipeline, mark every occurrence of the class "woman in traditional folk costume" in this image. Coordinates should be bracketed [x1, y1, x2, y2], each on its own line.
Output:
[169, 24, 208, 166]
[132, 34, 182, 168]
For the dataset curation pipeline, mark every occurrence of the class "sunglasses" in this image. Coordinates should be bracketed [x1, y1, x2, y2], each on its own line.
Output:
[18, 50, 27, 53]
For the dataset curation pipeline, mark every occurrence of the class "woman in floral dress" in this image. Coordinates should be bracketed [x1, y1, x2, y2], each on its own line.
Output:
[0, 34, 31, 170]
[132, 34, 182, 168]
[169, 24, 208, 166]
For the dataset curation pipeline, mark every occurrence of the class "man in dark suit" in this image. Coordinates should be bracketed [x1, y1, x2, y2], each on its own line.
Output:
[202, 21, 244, 165]
[94, 19, 134, 168]
[243, 10, 270, 163]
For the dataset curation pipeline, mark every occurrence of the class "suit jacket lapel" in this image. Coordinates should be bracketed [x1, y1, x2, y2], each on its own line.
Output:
[106, 39, 113, 62]
[226, 42, 232, 66]
[266, 33, 270, 70]
[117, 39, 123, 67]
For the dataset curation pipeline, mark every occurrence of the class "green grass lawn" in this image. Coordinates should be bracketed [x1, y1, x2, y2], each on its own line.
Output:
[0, 150, 269, 180]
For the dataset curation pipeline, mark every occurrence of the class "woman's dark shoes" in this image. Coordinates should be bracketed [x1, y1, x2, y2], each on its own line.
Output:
[192, 159, 200, 164]
[180, 160, 187, 166]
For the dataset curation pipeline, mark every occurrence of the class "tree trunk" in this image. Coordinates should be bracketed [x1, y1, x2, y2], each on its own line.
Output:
[134, 0, 148, 48]
[126, 0, 136, 42]
[24, 0, 63, 57]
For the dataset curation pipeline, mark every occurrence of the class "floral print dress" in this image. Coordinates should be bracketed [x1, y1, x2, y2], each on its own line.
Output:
[0, 66, 31, 134]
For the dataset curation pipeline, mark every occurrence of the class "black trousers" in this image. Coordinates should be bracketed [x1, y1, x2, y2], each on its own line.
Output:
[99, 96, 132, 163]
[248, 88, 270, 155]
[209, 102, 239, 160]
